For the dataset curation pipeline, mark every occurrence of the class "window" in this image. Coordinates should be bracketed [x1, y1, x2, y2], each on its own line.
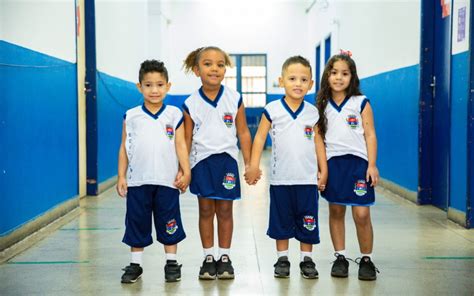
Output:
[223, 54, 267, 107]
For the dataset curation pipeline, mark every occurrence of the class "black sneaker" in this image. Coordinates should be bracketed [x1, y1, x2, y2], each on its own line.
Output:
[199, 255, 217, 280]
[164, 260, 182, 282]
[357, 256, 379, 281]
[216, 255, 235, 279]
[331, 253, 349, 278]
[273, 256, 290, 278]
[299, 256, 319, 279]
[121, 263, 143, 283]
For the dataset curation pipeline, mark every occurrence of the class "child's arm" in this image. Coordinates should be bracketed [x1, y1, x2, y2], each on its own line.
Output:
[246, 115, 271, 185]
[183, 111, 194, 155]
[314, 125, 328, 191]
[116, 121, 128, 197]
[174, 124, 191, 192]
[361, 103, 379, 187]
[235, 104, 252, 167]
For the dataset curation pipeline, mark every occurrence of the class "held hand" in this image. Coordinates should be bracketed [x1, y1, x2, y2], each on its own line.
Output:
[174, 173, 191, 193]
[116, 177, 128, 197]
[366, 166, 379, 187]
[244, 166, 261, 185]
[317, 170, 328, 191]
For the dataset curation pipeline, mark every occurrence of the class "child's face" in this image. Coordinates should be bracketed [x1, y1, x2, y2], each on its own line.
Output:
[193, 50, 226, 88]
[328, 60, 351, 94]
[279, 63, 313, 101]
[137, 72, 171, 106]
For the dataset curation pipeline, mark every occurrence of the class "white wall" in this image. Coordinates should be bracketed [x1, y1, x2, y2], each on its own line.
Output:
[95, 0, 152, 82]
[0, 0, 76, 62]
[160, 0, 310, 94]
[452, 0, 471, 54]
[307, 0, 421, 79]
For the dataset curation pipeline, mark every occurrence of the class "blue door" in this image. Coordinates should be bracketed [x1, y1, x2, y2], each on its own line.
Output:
[431, 3, 451, 210]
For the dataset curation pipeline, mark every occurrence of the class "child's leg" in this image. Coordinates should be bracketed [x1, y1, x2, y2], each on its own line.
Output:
[300, 242, 313, 260]
[329, 204, 347, 252]
[215, 200, 234, 250]
[276, 239, 289, 253]
[351, 206, 373, 254]
[164, 244, 177, 260]
[198, 198, 216, 249]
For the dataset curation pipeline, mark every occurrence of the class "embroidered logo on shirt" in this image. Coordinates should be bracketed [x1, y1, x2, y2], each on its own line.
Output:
[347, 115, 359, 129]
[222, 173, 236, 190]
[166, 219, 178, 235]
[303, 215, 316, 231]
[166, 124, 174, 139]
[223, 113, 234, 128]
[354, 179, 368, 196]
[304, 126, 314, 139]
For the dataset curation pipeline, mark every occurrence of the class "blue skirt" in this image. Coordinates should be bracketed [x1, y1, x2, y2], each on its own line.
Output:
[190, 153, 241, 200]
[321, 154, 375, 206]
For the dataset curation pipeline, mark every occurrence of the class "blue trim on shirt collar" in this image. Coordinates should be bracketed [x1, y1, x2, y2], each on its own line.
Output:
[142, 103, 166, 119]
[280, 97, 304, 119]
[198, 85, 224, 107]
[329, 96, 350, 112]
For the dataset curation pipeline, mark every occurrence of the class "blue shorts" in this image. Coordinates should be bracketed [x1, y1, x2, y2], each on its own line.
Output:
[267, 185, 320, 245]
[122, 185, 186, 247]
[321, 154, 375, 206]
[190, 153, 241, 200]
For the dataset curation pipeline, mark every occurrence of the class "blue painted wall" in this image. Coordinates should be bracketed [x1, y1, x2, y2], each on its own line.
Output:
[450, 51, 469, 212]
[0, 41, 78, 235]
[96, 72, 140, 183]
[360, 65, 420, 192]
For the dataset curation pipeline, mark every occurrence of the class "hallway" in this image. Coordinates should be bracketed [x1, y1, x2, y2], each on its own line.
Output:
[1, 153, 473, 295]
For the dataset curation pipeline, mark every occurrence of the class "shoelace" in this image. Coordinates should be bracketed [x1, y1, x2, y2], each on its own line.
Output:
[331, 252, 356, 264]
[354, 257, 380, 273]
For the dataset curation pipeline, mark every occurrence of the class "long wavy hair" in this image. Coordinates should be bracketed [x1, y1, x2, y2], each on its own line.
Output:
[316, 54, 362, 139]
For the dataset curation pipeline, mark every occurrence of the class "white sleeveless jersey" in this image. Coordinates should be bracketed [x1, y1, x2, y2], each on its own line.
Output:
[264, 98, 319, 185]
[325, 95, 369, 161]
[183, 85, 242, 168]
[124, 104, 183, 188]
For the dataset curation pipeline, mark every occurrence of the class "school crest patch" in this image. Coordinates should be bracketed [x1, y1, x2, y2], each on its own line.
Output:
[223, 113, 234, 128]
[346, 114, 359, 129]
[354, 179, 368, 196]
[166, 219, 178, 235]
[165, 124, 174, 139]
[304, 126, 314, 139]
[303, 215, 316, 231]
[222, 173, 236, 190]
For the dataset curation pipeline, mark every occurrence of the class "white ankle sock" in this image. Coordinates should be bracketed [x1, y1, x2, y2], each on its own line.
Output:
[361, 253, 372, 259]
[203, 247, 214, 258]
[218, 248, 230, 259]
[166, 253, 177, 261]
[300, 251, 312, 262]
[131, 251, 143, 265]
[335, 249, 346, 256]
[277, 250, 289, 258]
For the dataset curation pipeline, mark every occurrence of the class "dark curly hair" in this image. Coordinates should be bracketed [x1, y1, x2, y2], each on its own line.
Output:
[139, 59, 168, 83]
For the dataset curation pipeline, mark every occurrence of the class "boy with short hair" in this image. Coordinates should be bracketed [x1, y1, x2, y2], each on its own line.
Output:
[245, 56, 328, 279]
[117, 60, 191, 283]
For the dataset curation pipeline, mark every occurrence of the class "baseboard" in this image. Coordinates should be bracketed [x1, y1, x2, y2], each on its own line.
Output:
[378, 178, 418, 204]
[0, 197, 79, 263]
[98, 176, 116, 194]
[447, 207, 467, 227]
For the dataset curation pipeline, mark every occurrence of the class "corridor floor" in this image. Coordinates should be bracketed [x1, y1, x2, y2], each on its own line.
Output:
[1, 153, 474, 295]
